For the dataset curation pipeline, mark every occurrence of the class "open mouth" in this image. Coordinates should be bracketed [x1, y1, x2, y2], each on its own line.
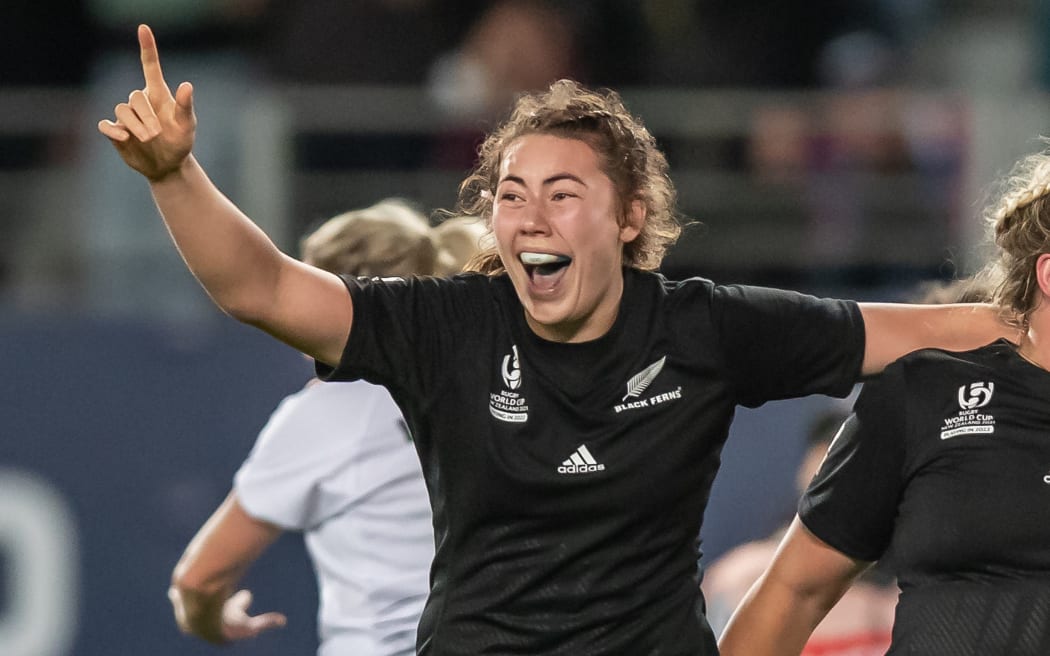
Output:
[520, 252, 572, 290]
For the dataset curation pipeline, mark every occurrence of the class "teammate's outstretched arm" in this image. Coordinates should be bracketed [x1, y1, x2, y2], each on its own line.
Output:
[98, 25, 351, 366]
[168, 493, 286, 644]
[857, 302, 1017, 376]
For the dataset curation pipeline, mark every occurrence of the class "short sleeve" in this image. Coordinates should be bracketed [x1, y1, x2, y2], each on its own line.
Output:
[711, 284, 865, 406]
[798, 365, 908, 562]
[234, 381, 388, 530]
[315, 274, 482, 398]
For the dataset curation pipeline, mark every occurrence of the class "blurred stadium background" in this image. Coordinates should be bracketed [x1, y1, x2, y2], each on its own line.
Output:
[2, 0, 1048, 654]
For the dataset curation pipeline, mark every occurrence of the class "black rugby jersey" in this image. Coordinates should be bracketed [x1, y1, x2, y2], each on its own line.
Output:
[801, 340, 1050, 655]
[321, 267, 864, 655]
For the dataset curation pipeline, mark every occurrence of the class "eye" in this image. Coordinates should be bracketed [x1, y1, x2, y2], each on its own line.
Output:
[499, 191, 523, 202]
[551, 191, 576, 201]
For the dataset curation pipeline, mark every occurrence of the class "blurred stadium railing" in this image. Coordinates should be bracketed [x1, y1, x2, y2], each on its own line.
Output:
[2, 84, 1048, 314]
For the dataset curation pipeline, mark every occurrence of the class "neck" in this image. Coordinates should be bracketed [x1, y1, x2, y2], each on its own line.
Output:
[525, 272, 625, 344]
[1019, 311, 1050, 370]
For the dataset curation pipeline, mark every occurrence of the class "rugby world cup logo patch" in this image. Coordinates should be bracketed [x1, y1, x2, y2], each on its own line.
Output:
[941, 381, 995, 440]
[490, 345, 529, 423]
[957, 381, 993, 409]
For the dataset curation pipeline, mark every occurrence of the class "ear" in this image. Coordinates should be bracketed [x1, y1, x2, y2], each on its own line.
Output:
[1036, 253, 1050, 297]
[619, 199, 646, 244]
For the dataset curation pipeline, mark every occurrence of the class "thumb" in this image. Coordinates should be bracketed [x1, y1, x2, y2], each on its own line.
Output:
[250, 611, 288, 632]
[174, 81, 195, 114]
[226, 588, 253, 614]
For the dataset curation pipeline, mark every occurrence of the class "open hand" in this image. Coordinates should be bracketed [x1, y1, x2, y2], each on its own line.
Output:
[220, 589, 288, 641]
[97, 24, 196, 181]
[169, 584, 287, 644]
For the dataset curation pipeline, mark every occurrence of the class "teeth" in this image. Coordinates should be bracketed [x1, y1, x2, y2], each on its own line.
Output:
[520, 252, 570, 265]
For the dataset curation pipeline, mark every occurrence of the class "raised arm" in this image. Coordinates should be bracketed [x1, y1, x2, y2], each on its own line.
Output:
[718, 517, 871, 656]
[98, 25, 350, 366]
[168, 492, 285, 644]
[858, 302, 1016, 376]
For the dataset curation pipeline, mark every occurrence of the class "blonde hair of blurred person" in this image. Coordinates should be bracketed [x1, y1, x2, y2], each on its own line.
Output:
[432, 215, 491, 275]
[168, 198, 466, 655]
[301, 198, 439, 278]
[977, 145, 1050, 333]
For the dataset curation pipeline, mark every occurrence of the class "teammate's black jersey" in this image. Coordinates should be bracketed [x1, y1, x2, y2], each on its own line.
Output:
[801, 340, 1050, 655]
[321, 267, 864, 655]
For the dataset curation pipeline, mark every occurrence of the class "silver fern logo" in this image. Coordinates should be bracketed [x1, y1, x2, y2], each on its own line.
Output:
[614, 356, 681, 414]
[622, 356, 666, 401]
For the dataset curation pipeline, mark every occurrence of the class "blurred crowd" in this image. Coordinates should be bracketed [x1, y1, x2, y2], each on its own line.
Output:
[0, 0, 1042, 313]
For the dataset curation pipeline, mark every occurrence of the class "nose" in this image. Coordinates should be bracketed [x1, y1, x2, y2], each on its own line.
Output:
[521, 203, 551, 235]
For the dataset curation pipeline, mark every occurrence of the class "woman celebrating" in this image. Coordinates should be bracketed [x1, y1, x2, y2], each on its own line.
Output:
[100, 25, 1012, 655]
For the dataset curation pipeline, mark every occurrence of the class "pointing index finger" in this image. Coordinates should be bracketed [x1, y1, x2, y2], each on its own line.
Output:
[138, 24, 171, 100]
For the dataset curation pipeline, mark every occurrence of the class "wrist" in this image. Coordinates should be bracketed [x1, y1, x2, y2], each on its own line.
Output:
[148, 154, 196, 185]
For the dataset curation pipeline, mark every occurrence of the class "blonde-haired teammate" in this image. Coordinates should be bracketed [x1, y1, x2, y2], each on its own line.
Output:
[168, 198, 475, 655]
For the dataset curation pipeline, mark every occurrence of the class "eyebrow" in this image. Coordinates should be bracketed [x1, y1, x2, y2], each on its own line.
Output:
[498, 173, 588, 188]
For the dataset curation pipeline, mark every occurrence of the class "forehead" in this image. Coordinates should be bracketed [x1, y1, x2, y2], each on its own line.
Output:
[499, 134, 602, 181]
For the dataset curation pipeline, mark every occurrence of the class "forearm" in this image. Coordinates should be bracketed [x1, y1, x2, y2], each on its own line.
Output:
[149, 155, 290, 321]
[169, 494, 281, 642]
[718, 577, 832, 656]
[859, 302, 1016, 375]
[718, 518, 867, 655]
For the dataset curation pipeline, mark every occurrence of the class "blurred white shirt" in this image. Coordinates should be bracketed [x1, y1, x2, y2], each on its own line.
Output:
[236, 379, 433, 656]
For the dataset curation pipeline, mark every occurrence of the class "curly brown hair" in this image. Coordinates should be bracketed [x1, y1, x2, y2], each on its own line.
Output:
[977, 143, 1050, 327]
[457, 79, 682, 274]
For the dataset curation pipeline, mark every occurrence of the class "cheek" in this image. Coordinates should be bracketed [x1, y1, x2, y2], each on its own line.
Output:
[490, 215, 515, 253]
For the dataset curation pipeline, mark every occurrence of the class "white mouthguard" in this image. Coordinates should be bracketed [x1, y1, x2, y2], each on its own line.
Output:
[520, 252, 570, 265]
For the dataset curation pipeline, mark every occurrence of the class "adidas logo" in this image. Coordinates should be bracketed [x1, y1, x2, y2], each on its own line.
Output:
[557, 444, 606, 474]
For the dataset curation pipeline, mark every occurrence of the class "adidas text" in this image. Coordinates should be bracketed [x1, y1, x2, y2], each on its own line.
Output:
[558, 463, 606, 474]
[559, 445, 605, 475]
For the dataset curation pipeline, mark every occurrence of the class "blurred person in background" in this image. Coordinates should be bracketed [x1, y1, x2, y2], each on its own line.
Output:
[168, 197, 481, 655]
[718, 145, 1050, 655]
[0, 0, 92, 307]
[101, 26, 1014, 654]
[702, 409, 897, 656]
[432, 214, 491, 276]
[426, 0, 581, 169]
[426, 0, 652, 170]
[427, 0, 579, 122]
